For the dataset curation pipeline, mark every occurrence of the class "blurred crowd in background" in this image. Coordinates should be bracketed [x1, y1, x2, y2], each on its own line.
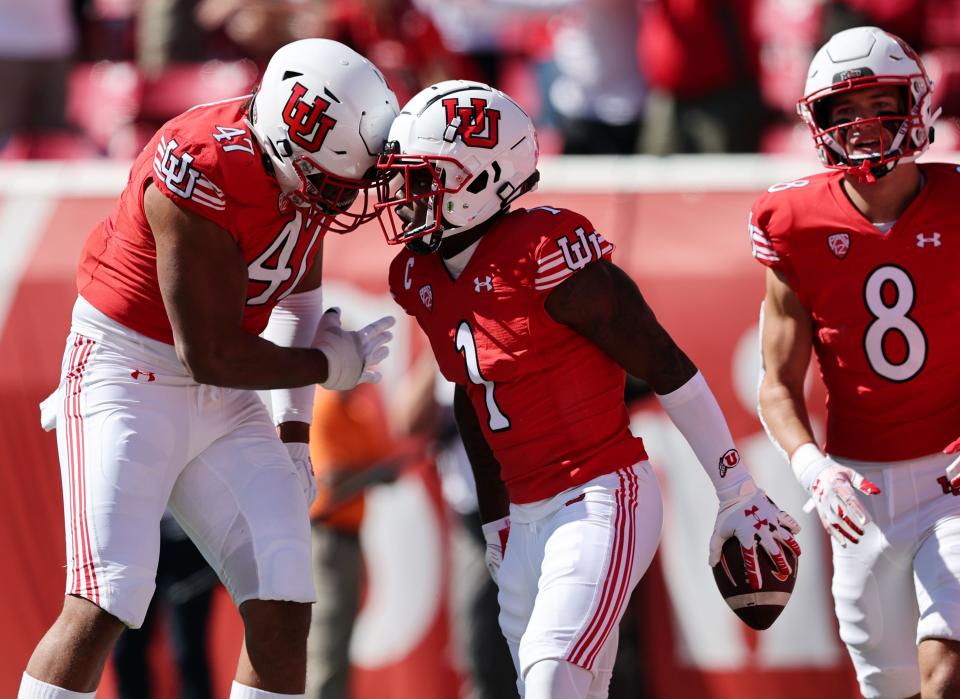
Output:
[2, 0, 960, 161]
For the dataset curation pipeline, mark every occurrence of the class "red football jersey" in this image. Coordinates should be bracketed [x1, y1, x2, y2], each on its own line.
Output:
[78, 97, 327, 344]
[389, 207, 647, 504]
[750, 163, 960, 461]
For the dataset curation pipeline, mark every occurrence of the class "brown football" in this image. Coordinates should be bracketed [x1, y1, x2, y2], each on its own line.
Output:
[712, 536, 798, 630]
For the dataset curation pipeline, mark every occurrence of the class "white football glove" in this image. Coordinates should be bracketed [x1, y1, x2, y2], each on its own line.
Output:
[944, 437, 960, 491]
[793, 445, 881, 546]
[285, 442, 317, 507]
[710, 479, 802, 590]
[313, 308, 395, 391]
[481, 516, 511, 585]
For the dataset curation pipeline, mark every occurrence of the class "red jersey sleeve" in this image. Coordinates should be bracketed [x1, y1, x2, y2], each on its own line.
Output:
[527, 208, 615, 295]
[748, 184, 806, 280]
[150, 127, 232, 235]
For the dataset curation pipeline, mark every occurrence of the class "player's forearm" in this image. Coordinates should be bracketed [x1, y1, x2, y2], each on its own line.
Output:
[758, 376, 817, 459]
[261, 286, 325, 423]
[178, 330, 331, 389]
[656, 371, 751, 497]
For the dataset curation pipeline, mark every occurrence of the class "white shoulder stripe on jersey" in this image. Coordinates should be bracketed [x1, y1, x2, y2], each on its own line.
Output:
[534, 278, 568, 291]
[537, 256, 566, 273]
[536, 248, 564, 265]
[535, 267, 574, 285]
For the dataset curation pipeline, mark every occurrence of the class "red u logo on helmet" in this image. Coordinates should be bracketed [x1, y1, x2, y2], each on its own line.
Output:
[282, 82, 337, 152]
[442, 97, 501, 149]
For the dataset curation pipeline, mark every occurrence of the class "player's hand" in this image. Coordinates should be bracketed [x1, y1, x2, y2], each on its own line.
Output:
[314, 309, 395, 390]
[481, 516, 510, 585]
[710, 479, 802, 590]
[944, 437, 960, 490]
[285, 442, 316, 507]
[800, 454, 880, 546]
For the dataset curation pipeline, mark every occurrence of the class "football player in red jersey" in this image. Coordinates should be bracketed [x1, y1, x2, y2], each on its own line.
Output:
[753, 26, 960, 699]
[376, 80, 802, 699]
[19, 40, 397, 699]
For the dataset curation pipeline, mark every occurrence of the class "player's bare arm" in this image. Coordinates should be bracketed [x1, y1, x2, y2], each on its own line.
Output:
[760, 269, 880, 544]
[757, 267, 817, 457]
[453, 384, 509, 524]
[147, 182, 331, 389]
[548, 257, 802, 592]
[544, 258, 695, 390]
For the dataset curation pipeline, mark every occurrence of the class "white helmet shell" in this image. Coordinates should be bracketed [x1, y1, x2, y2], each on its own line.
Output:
[248, 39, 399, 224]
[798, 26, 937, 178]
[376, 80, 539, 248]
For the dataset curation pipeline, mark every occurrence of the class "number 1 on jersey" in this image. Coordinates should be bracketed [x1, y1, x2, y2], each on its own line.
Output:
[455, 321, 511, 432]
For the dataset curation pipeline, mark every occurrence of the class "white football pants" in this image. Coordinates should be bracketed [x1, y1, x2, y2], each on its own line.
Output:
[45, 296, 314, 628]
[498, 461, 663, 699]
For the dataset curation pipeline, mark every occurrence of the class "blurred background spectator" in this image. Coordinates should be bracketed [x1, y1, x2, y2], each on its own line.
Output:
[2, 0, 957, 161]
[0, 0, 78, 157]
[111, 513, 218, 699]
[307, 383, 400, 699]
[390, 354, 520, 699]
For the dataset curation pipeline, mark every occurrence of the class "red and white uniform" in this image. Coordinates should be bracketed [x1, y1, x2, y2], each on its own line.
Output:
[79, 96, 326, 343]
[751, 164, 960, 699]
[47, 98, 319, 628]
[391, 207, 662, 695]
[750, 164, 960, 462]
[389, 206, 647, 504]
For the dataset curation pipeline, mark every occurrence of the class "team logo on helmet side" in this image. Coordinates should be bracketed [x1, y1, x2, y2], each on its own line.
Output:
[442, 97, 501, 149]
[827, 232, 851, 259]
[282, 82, 337, 152]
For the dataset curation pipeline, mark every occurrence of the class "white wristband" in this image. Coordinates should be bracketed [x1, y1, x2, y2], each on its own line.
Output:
[790, 442, 826, 491]
[260, 286, 324, 424]
[656, 371, 751, 494]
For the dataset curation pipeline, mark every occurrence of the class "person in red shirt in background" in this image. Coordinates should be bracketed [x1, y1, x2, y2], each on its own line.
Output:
[376, 79, 801, 699]
[306, 383, 400, 699]
[639, 0, 769, 154]
[753, 26, 960, 699]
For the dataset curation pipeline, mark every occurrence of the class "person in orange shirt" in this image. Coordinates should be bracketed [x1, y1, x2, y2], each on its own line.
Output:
[306, 383, 398, 699]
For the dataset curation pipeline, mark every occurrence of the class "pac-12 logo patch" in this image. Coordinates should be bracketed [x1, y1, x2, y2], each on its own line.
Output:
[827, 232, 850, 259]
[419, 284, 433, 311]
[719, 449, 741, 478]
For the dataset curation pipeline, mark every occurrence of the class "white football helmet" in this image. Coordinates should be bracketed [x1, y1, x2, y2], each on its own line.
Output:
[798, 26, 938, 181]
[248, 39, 399, 231]
[374, 80, 539, 253]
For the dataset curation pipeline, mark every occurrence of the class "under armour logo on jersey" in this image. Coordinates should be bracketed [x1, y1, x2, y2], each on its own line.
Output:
[917, 232, 941, 248]
[131, 369, 156, 382]
[718, 449, 740, 478]
[474, 275, 493, 292]
[557, 227, 603, 272]
[154, 138, 199, 199]
[441, 97, 501, 149]
[282, 82, 336, 152]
